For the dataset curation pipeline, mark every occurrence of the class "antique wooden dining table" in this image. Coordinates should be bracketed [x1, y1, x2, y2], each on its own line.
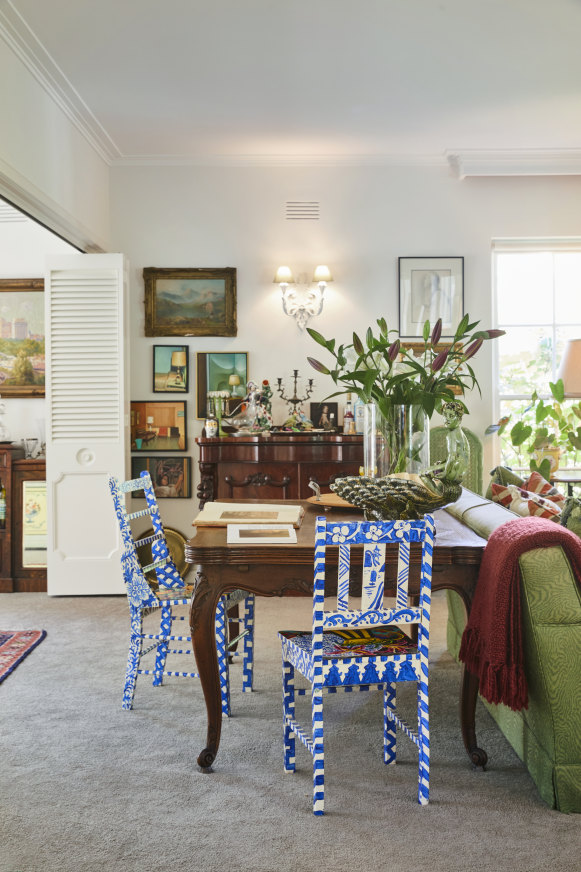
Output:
[185, 498, 488, 771]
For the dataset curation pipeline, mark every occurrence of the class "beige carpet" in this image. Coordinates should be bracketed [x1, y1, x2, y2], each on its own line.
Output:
[0, 591, 578, 872]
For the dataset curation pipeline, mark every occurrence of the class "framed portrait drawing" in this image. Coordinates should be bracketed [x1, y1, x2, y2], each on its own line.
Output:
[0, 278, 45, 397]
[130, 400, 187, 451]
[196, 351, 248, 418]
[143, 267, 237, 337]
[130, 456, 192, 499]
[153, 345, 189, 393]
[309, 401, 338, 431]
[398, 257, 464, 339]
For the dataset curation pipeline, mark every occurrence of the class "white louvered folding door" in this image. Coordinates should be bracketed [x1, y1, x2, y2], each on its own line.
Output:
[45, 253, 129, 595]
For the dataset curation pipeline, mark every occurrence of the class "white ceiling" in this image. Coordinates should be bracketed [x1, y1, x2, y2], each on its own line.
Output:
[4, 0, 581, 167]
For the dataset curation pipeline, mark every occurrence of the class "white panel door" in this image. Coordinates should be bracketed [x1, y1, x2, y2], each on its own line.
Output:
[45, 253, 129, 595]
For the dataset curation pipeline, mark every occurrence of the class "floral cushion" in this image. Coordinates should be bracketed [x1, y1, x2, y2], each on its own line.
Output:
[279, 626, 415, 658]
[561, 497, 581, 537]
[522, 471, 566, 508]
[490, 482, 562, 520]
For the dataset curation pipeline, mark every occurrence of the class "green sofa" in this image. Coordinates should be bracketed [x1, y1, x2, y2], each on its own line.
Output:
[445, 485, 581, 814]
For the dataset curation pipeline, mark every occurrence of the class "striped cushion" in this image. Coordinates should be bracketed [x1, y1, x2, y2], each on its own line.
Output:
[523, 471, 566, 507]
[491, 483, 562, 520]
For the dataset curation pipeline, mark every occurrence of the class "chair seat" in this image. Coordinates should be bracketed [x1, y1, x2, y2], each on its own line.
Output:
[279, 626, 415, 658]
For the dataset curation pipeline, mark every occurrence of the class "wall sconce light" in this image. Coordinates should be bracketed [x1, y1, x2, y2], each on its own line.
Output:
[274, 264, 333, 330]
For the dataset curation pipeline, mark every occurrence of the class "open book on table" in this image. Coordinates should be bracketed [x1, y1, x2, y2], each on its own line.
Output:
[193, 502, 305, 529]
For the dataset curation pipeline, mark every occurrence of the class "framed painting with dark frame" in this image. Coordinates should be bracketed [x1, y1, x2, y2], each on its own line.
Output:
[130, 400, 187, 451]
[153, 345, 189, 393]
[130, 456, 192, 499]
[309, 401, 338, 431]
[0, 278, 45, 397]
[196, 351, 248, 418]
[143, 267, 237, 337]
[398, 257, 464, 339]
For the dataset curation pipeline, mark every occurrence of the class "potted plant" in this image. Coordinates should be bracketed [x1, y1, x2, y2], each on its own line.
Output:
[487, 379, 581, 480]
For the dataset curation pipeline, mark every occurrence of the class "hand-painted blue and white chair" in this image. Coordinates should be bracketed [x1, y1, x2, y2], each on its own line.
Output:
[279, 514, 435, 815]
[108, 471, 255, 714]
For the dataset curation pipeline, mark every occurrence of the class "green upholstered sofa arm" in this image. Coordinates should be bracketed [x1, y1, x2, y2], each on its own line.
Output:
[444, 487, 581, 813]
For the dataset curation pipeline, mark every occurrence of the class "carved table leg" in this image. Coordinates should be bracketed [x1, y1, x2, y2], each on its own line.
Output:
[460, 663, 488, 768]
[190, 569, 223, 770]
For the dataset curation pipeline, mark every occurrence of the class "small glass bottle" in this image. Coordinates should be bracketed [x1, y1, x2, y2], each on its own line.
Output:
[0, 479, 6, 530]
[204, 397, 219, 438]
[343, 393, 355, 434]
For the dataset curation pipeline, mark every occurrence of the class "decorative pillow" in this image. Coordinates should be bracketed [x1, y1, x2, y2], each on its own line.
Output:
[560, 497, 581, 537]
[522, 471, 566, 508]
[485, 466, 525, 500]
[490, 482, 562, 520]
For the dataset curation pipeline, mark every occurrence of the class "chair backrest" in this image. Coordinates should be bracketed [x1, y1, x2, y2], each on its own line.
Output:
[430, 425, 483, 495]
[314, 516, 435, 647]
[108, 472, 184, 606]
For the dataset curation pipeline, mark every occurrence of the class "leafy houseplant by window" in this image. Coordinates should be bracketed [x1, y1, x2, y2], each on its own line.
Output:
[307, 315, 504, 474]
[487, 379, 581, 480]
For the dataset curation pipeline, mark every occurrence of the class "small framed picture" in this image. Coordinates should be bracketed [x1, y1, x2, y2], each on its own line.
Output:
[131, 456, 192, 499]
[143, 267, 237, 337]
[130, 400, 187, 451]
[153, 345, 189, 393]
[309, 401, 338, 430]
[398, 257, 464, 339]
[196, 351, 248, 418]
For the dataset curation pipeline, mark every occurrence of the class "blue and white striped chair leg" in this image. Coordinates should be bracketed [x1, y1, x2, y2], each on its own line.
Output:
[152, 604, 171, 686]
[216, 597, 231, 717]
[417, 681, 430, 805]
[312, 682, 325, 816]
[123, 608, 143, 710]
[383, 681, 397, 765]
[282, 658, 296, 773]
[242, 594, 255, 692]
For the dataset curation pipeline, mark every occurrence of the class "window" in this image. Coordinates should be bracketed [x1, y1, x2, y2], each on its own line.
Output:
[493, 241, 581, 470]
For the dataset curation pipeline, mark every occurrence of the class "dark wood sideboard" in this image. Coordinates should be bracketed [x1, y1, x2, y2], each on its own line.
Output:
[0, 445, 47, 592]
[196, 432, 363, 507]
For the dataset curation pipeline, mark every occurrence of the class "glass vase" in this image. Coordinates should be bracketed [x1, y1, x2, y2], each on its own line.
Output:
[376, 403, 430, 476]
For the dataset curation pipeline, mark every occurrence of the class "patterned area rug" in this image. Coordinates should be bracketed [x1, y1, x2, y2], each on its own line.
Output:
[0, 629, 47, 683]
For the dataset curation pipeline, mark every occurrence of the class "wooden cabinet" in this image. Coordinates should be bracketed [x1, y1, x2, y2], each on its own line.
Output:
[196, 433, 363, 507]
[0, 448, 47, 592]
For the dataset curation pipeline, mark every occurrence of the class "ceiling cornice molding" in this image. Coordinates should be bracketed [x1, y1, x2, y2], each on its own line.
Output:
[0, 1, 119, 165]
[447, 149, 581, 179]
[111, 153, 448, 168]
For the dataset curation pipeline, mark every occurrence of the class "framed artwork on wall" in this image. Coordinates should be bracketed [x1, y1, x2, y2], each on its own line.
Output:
[196, 351, 248, 418]
[153, 345, 189, 393]
[309, 401, 338, 430]
[143, 267, 237, 337]
[131, 456, 191, 499]
[398, 257, 464, 339]
[0, 278, 45, 397]
[130, 400, 187, 451]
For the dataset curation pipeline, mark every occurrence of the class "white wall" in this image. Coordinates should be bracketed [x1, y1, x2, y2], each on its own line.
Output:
[110, 162, 581, 530]
[0, 39, 110, 251]
[0, 216, 76, 443]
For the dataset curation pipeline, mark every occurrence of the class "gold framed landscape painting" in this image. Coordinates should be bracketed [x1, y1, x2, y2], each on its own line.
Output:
[143, 267, 237, 337]
[0, 279, 45, 397]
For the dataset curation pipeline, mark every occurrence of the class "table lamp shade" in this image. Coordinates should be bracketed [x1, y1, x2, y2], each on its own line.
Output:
[229, 374, 241, 386]
[171, 351, 187, 369]
[147, 416, 154, 424]
[557, 338, 581, 397]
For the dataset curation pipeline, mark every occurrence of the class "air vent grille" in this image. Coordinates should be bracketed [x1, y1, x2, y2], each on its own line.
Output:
[285, 201, 320, 220]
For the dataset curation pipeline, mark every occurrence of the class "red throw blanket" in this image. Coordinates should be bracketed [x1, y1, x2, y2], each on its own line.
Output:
[459, 516, 581, 711]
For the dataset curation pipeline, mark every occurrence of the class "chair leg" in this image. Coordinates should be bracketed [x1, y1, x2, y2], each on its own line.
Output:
[383, 681, 396, 765]
[242, 594, 255, 692]
[215, 598, 231, 717]
[417, 679, 430, 805]
[153, 605, 171, 686]
[123, 609, 143, 710]
[282, 658, 295, 773]
[312, 682, 324, 816]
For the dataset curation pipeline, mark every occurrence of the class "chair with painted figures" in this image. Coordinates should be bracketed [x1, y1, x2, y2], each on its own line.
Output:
[108, 471, 255, 714]
[279, 514, 435, 815]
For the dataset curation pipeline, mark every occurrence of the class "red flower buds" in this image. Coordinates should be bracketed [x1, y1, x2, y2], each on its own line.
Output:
[431, 348, 449, 372]
[387, 339, 400, 361]
[431, 318, 442, 346]
[463, 338, 484, 361]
